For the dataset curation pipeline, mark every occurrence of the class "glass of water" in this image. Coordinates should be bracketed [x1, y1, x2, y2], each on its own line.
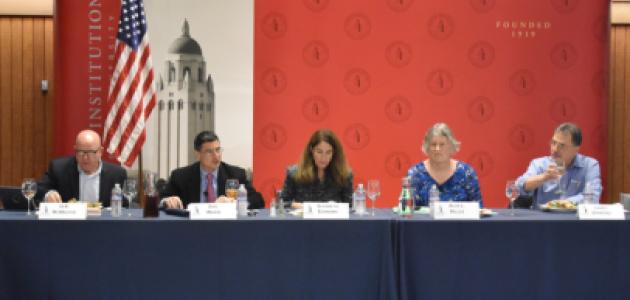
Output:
[21, 178, 37, 216]
[122, 178, 137, 217]
[367, 179, 380, 216]
[505, 180, 519, 216]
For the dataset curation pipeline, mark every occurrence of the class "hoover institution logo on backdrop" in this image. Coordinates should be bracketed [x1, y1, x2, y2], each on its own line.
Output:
[496, 20, 552, 38]
[86, 2, 117, 130]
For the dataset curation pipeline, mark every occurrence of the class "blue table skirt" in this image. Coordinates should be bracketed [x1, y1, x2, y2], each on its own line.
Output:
[398, 209, 630, 300]
[0, 209, 397, 300]
[1, 208, 629, 300]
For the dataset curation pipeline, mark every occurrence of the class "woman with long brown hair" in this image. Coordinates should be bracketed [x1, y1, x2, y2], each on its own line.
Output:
[281, 129, 353, 208]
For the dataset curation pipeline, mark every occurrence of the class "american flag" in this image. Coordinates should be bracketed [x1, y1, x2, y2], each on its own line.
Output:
[103, 0, 156, 167]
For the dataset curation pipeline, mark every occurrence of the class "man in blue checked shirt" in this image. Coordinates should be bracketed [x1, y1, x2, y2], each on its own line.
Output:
[516, 122, 602, 207]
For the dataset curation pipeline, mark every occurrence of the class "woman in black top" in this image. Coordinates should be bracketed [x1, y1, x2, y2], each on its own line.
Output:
[281, 129, 353, 208]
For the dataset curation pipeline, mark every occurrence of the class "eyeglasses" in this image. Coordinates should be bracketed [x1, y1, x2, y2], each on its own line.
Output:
[76, 149, 99, 156]
[549, 140, 568, 151]
[200, 147, 223, 155]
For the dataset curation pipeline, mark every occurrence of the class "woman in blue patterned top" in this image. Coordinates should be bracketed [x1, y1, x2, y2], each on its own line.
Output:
[407, 123, 483, 207]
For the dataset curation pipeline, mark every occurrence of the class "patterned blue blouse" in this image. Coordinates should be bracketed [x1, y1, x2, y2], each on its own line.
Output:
[407, 160, 483, 207]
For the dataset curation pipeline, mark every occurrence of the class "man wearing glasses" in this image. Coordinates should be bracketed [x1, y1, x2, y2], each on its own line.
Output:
[160, 131, 264, 209]
[37, 130, 127, 206]
[516, 122, 602, 207]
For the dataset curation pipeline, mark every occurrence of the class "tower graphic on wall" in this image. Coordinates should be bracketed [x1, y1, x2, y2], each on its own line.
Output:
[145, 19, 215, 179]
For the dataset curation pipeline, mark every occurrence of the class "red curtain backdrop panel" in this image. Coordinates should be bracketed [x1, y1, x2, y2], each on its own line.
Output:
[253, 0, 609, 208]
[54, 0, 119, 156]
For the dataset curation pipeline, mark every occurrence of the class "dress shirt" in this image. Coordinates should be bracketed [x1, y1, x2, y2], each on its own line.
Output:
[78, 162, 102, 202]
[516, 154, 602, 205]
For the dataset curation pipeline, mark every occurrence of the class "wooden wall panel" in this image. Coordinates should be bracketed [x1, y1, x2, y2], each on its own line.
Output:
[610, 25, 630, 202]
[611, 26, 625, 202]
[44, 19, 53, 176]
[33, 18, 46, 176]
[0, 16, 53, 186]
[23, 18, 35, 179]
[608, 27, 615, 202]
[0, 19, 11, 185]
[11, 18, 24, 183]
[624, 28, 630, 201]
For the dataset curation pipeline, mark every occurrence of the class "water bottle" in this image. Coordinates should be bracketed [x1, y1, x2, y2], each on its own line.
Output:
[269, 197, 277, 217]
[237, 184, 248, 217]
[111, 183, 122, 217]
[399, 177, 413, 216]
[429, 184, 440, 215]
[354, 183, 366, 215]
[275, 190, 285, 216]
[583, 181, 594, 205]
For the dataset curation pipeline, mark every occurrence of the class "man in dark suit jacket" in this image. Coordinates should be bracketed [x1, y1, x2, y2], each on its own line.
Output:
[37, 130, 127, 207]
[161, 131, 264, 209]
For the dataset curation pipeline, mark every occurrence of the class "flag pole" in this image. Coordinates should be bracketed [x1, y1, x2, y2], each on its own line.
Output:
[103, 0, 155, 212]
[138, 151, 145, 209]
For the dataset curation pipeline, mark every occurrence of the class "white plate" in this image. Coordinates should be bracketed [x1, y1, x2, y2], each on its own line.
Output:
[539, 204, 577, 213]
[289, 209, 303, 217]
[480, 208, 496, 217]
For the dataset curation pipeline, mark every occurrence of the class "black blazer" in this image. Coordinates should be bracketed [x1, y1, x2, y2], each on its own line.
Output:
[161, 161, 264, 209]
[36, 156, 127, 207]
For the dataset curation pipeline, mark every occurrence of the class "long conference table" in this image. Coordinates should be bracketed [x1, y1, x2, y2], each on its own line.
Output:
[0, 208, 629, 300]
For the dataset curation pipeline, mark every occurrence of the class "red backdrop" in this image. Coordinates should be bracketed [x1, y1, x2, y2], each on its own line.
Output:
[253, 0, 609, 208]
[54, 0, 119, 157]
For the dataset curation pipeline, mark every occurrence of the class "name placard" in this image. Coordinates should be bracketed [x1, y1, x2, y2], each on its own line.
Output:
[578, 203, 625, 220]
[431, 202, 480, 220]
[38, 203, 88, 220]
[188, 203, 237, 220]
[303, 202, 349, 219]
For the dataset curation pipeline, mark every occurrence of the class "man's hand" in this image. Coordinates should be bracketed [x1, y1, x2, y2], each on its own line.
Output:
[543, 164, 562, 181]
[44, 190, 62, 203]
[163, 196, 184, 209]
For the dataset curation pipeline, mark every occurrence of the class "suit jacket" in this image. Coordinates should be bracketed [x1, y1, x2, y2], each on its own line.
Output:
[161, 161, 264, 209]
[36, 156, 127, 207]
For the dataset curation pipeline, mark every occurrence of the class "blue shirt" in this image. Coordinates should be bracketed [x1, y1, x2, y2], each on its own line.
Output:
[516, 154, 602, 205]
[407, 161, 483, 207]
[200, 168, 218, 203]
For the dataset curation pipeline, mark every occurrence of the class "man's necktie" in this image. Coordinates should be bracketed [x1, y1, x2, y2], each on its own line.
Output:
[207, 173, 216, 203]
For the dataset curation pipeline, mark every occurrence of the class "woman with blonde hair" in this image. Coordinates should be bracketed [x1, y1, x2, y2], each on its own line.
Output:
[281, 129, 353, 208]
[407, 122, 482, 206]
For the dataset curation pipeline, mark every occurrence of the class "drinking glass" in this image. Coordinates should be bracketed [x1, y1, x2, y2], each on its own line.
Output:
[21, 178, 37, 216]
[367, 179, 381, 216]
[620, 192, 630, 211]
[550, 157, 565, 195]
[122, 178, 137, 217]
[225, 179, 239, 199]
[505, 180, 519, 216]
